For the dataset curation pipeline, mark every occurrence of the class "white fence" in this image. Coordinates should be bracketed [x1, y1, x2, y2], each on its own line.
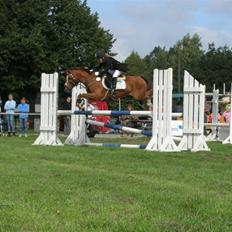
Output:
[178, 71, 209, 151]
[33, 73, 62, 145]
[33, 69, 212, 151]
[146, 68, 179, 151]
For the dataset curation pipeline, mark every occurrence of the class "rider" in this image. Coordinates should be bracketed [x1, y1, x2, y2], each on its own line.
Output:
[94, 50, 128, 95]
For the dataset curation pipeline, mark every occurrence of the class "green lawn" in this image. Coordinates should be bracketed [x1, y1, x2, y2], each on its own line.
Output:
[0, 136, 232, 232]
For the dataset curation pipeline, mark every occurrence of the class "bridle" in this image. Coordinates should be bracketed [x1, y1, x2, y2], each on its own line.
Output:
[65, 73, 77, 89]
[65, 70, 100, 90]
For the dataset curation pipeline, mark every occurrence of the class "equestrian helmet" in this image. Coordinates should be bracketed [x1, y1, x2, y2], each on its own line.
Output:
[96, 50, 105, 59]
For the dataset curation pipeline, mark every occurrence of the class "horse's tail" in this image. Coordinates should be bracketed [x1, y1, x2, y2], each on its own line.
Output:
[140, 76, 152, 90]
[145, 89, 153, 98]
[140, 76, 151, 89]
[139, 76, 153, 98]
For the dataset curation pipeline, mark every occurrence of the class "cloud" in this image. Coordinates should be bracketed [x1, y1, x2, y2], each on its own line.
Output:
[209, 0, 232, 15]
[107, 0, 198, 60]
[193, 26, 232, 49]
[88, 0, 232, 61]
[121, 1, 157, 21]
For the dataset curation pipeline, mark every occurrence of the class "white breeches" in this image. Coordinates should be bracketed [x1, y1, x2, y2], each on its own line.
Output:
[108, 70, 121, 78]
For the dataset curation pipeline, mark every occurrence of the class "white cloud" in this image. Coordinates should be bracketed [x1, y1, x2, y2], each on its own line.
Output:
[193, 26, 232, 49]
[90, 0, 232, 60]
[209, 0, 232, 14]
[106, 0, 197, 59]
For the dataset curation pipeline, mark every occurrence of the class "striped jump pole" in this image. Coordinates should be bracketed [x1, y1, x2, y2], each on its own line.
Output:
[86, 119, 152, 136]
[74, 110, 152, 116]
[73, 110, 182, 118]
[84, 143, 146, 149]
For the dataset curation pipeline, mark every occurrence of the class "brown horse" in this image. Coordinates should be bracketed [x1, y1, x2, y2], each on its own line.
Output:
[64, 68, 152, 101]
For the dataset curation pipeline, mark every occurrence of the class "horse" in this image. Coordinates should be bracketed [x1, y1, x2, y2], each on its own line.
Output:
[64, 68, 152, 101]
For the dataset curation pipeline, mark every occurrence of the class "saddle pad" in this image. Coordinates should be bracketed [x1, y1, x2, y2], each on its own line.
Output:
[116, 79, 126, 89]
[118, 76, 126, 80]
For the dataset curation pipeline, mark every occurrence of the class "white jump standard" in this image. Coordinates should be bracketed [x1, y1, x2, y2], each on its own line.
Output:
[33, 72, 62, 145]
[146, 68, 179, 151]
[178, 71, 210, 151]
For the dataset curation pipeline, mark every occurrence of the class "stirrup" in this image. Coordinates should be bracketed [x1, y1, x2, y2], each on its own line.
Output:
[110, 89, 115, 95]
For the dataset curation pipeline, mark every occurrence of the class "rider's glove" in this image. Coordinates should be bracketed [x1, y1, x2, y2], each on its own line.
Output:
[95, 71, 99, 76]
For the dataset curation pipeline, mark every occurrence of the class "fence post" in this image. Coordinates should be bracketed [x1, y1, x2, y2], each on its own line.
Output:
[33, 73, 62, 145]
[178, 71, 210, 151]
[146, 68, 179, 152]
[65, 84, 90, 145]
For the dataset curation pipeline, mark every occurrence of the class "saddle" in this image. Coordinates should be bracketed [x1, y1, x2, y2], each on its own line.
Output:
[96, 75, 126, 90]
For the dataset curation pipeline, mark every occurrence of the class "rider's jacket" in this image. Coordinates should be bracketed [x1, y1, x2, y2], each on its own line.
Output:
[95, 56, 128, 75]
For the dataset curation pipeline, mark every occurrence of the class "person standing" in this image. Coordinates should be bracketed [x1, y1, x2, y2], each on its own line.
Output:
[17, 97, 29, 137]
[4, 93, 16, 136]
[63, 97, 71, 135]
[223, 104, 231, 124]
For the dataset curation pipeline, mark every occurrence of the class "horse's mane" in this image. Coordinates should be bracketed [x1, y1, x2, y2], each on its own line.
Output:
[68, 67, 91, 74]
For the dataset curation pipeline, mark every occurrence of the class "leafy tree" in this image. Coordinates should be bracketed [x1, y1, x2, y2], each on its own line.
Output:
[199, 43, 232, 91]
[0, 0, 114, 98]
[125, 51, 148, 77]
[143, 46, 169, 81]
[168, 34, 203, 90]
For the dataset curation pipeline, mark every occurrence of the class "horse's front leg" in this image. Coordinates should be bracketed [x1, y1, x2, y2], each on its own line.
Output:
[76, 93, 97, 109]
[78, 93, 99, 101]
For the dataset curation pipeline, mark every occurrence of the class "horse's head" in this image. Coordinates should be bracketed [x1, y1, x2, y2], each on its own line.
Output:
[64, 68, 92, 93]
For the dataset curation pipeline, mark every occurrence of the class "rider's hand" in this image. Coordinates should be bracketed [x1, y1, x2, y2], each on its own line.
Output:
[95, 71, 99, 76]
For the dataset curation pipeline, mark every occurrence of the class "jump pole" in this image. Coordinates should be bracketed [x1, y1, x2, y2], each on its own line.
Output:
[73, 110, 182, 118]
[84, 143, 146, 149]
[86, 119, 152, 136]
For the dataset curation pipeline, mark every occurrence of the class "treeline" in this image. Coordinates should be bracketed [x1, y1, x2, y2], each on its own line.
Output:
[125, 34, 232, 92]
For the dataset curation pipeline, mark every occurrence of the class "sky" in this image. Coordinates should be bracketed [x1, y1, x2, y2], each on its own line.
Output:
[87, 0, 232, 61]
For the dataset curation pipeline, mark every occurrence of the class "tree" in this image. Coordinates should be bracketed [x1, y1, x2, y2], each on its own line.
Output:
[125, 51, 148, 77]
[199, 43, 232, 91]
[0, 0, 114, 97]
[143, 46, 169, 81]
[168, 34, 203, 90]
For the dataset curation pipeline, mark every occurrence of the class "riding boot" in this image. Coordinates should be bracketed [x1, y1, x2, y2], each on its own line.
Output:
[110, 78, 117, 95]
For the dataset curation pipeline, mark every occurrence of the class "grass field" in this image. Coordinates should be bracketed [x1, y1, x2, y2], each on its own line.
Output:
[0, 136, 232, 232]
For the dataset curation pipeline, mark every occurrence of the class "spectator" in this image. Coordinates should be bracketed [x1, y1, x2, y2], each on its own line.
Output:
[17, 97, 29, 137]
[223, 104, 231, 123]
[4, 93, 16, 136]
[63, 97, 71, 135]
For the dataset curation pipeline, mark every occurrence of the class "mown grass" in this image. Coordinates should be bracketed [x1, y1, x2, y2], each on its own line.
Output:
[0, 136, 232, 232]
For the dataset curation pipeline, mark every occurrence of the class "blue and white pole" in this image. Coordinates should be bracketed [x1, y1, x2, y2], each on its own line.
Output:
[86, 119, 152, 137]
